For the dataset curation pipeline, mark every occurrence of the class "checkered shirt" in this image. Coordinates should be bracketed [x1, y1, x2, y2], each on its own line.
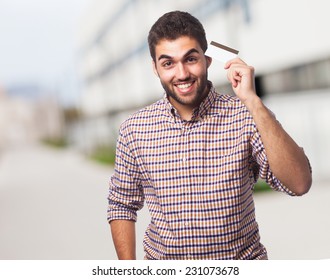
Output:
[108, 84, 296, 260]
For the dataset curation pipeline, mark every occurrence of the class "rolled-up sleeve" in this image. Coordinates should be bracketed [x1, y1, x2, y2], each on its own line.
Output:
[250, 125, 296, 196]
[107, 128, 144, 223]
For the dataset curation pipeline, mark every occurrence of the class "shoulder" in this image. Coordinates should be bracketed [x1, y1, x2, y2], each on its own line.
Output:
[211, 93, 256, 133]
[119, 99, 166, 133]
[214, 93, 250, 115]
[218, 94, 245, 107]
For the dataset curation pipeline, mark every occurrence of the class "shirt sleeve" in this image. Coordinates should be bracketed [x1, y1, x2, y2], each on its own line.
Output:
[250, 124, 297, 196]
[107, 128, 144, 223]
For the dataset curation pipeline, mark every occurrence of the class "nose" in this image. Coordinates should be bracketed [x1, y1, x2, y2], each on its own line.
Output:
[176, 62, 189, 80]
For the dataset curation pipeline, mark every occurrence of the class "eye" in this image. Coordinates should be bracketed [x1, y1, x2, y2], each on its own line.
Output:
[161, 60, 173, 68]
[186, 56, 198, 63]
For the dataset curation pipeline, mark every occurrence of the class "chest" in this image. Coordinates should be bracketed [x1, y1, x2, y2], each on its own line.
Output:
[133, 115, 253, 181]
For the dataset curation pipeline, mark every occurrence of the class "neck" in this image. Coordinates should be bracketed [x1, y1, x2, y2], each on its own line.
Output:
[179, 108, 194, 121]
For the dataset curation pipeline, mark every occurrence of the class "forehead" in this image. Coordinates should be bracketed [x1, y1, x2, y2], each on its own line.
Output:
[155, 36, 203, 59]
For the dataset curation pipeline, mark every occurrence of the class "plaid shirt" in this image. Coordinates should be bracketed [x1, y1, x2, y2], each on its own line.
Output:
[108, 83, 296, 260]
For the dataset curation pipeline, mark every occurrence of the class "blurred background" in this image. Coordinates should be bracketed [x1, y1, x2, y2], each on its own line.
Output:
[0, 0, 329, 260]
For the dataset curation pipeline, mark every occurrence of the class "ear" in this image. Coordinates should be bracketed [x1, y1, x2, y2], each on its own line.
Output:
[206, 55, 212, 68]
[152, 60, 159, 77]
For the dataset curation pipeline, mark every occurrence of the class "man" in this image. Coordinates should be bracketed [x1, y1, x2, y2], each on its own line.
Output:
[108, 11, 312, 260]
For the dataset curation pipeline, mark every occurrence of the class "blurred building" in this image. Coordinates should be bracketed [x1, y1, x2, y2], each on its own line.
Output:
[76, 0, 330, 181]
[0, 85, 64, 149]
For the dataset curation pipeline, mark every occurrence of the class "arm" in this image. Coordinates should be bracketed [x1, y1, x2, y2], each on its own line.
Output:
[108, 128, 144, 259]
[110, 220, 136, 260]
[225, 58, 312, 195]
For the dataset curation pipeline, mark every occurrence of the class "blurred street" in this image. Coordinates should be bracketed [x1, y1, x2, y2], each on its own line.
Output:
[0, 144, 113, 259]
[0, 143, 329, 260]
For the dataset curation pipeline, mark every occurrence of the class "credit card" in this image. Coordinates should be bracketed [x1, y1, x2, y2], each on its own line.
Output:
[205, 41, 239, 63]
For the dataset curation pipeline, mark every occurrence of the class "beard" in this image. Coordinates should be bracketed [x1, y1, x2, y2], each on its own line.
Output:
[161, 73, 209, 108]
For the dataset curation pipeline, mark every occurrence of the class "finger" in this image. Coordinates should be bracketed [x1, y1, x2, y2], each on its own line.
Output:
[224, 57, 246, 69]
[234, 75, 242, 82]
[227, 69, 239, 88]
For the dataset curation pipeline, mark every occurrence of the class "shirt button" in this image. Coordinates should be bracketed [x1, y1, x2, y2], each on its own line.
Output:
[182, 157, 187, 162]
[184, 222, 189, 227]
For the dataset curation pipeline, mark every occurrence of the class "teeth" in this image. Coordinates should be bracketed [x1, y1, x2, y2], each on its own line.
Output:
[177, 83, 192, 89]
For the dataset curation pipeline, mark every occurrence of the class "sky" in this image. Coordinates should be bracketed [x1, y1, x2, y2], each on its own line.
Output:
[0, 0, 90, 105]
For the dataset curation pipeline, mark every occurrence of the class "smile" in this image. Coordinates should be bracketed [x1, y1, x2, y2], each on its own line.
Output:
[175, 81, 195, 90]
[177, 83, 192, 89]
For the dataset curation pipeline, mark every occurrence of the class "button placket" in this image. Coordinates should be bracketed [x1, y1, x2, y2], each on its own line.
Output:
[179, 126, 194, 258]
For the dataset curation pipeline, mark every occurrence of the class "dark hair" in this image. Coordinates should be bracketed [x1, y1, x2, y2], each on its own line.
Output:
[148, 11, 208, 62]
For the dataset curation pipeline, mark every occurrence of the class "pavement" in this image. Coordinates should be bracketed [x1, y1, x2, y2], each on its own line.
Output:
[0, 144, 329, 260]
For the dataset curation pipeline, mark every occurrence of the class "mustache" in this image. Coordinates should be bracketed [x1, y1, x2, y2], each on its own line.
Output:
[174, 78, 194, 83]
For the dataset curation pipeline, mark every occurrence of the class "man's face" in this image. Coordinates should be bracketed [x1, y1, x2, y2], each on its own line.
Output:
[152, 36, 212, 112]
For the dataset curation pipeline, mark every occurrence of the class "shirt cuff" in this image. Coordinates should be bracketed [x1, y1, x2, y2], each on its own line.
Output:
[107, 202, 138, 223]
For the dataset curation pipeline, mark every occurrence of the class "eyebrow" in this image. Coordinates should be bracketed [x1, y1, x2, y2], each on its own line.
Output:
[157, 48, 200, 61]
